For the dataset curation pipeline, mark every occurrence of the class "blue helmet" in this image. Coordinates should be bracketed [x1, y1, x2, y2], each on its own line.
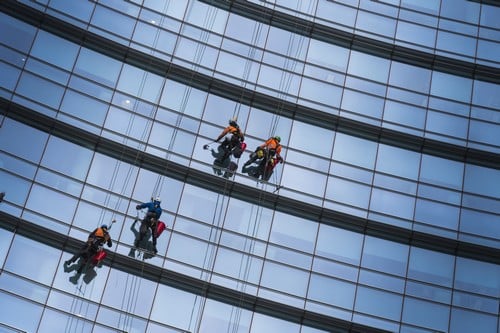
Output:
[101, 224, 108, 229]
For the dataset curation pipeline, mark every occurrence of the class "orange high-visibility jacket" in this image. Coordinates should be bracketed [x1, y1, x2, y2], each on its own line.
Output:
[217, 125, 243, 141]
[260, 138, 282, 155]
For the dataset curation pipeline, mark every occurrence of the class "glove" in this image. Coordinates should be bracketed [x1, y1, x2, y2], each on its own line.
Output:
[136, 205, 141, 210]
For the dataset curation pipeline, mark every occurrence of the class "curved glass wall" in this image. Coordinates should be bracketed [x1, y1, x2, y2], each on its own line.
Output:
[0, 135, 499, 332]
[248, 0, 500, 68]
[0, 1, 499, 333]
[10, 1, 500, 153]
[1, 15, 499, 249]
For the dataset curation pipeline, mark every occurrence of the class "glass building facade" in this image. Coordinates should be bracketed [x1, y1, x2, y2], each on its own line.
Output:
[0, 0, 499, 332]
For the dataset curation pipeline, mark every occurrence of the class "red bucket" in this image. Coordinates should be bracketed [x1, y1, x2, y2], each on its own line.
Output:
[93, 250, 107, 264]
[156, 221, 166, 237]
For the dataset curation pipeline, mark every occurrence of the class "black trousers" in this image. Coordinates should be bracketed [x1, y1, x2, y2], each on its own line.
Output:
[136, 217, 157, 247]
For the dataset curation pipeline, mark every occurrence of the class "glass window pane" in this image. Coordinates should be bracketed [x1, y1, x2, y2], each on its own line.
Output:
[60, 89, 109, 126]
[341, 89, 384, 120]
[199, 298, 252, 333]
[38, 307, 93, 333]
[333, 133, 377, 169]
[225, 13, 267, 47]
[0, 171, 31, 207]
[270, 212, 317, 253]
[97, 306, 148, 333]
[0, 291, 43, 332]
[24, 58, 70, 85]
[0, 13, 37, 52]
[100, 269, 156, 317]
[266, 26, 307, 60]
[281, 165, 326, 197]
[185, 0, 227, 33]
[408, 247, 454, 287]
[326, 176, 371, 210]
[4, 235, 59, 285]
[402, 297, 450, 332]
[358, 269, 405, 293]
[450, 308, 497, 333]
[308, 273, 356, 309]
[480, 3, 500, 28]
[0, 272, 49, 304]
[357, 11, 396, 39]
[257, 64, 301, 97]
[0, 62, 21, 92]
[213, 247, 263, 285]
[299, 77, 342, 109]
[250, 312, 301, 333]
[463, 164, 500, 198]
[316, 1, 357, 30]
[160, 80, 207, 118]
[31, 30, 78, 70]
[74, 48, 122, 88]
[415, 199, 460, 231]
[315, 225, 363, 265]
[290, 121, 333, 158]
[355, 286, 402, 320]
[453, 291, 498, 314]
[469, 119, 500, 148]
[454, 257, 500, 297]
[383, 100, 426, 130]
[178, 185, 219, 224]
[431, 71, 472, 103]
[16, 72, 64, 109]
[41, 136, 93, 180]
[150, 284, 198, 330]
[389, 61, 431, 93]
[426, 110, 468, 139]
[437, 31, 476, 57]
[86, 153, 137, 196]
[35, 169, 83, 197]
[362, 236, 408, 276]
[396, 21, 436, 48]
[167, 234, 212, 270]
[420, 154, 464, 189]
[117, 64, 164, 103]
[46, 0, 95, 22]
[406, 280, 451, 304]
[376, 144, 420, 180]
[223, 198, 272, 241]
[261, 261, 309, 297]
[307, 39, 349, 72]
[91, 5, 136, 39]
[348, 51, 390, 83]
[25, 183, 78, 223]
[370, 188, 415, 221]
[440, 0, 479, 23]
[460, 209, 499, 245]
[68, 75, 113, 103]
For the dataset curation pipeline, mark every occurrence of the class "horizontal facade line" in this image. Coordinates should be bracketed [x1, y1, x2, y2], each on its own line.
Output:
[202, 0, 500, 83]
[2, 97, 500, 265]
[0, 211, 389, 333]
[1, 0, 499, 169]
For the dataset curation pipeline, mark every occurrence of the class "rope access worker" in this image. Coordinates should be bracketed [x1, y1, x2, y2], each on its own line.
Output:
[135, 196, 163, 253]
[65, 224, 112, 266]
[244, 135, 283, 167]
[213, 118, 245, 160]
